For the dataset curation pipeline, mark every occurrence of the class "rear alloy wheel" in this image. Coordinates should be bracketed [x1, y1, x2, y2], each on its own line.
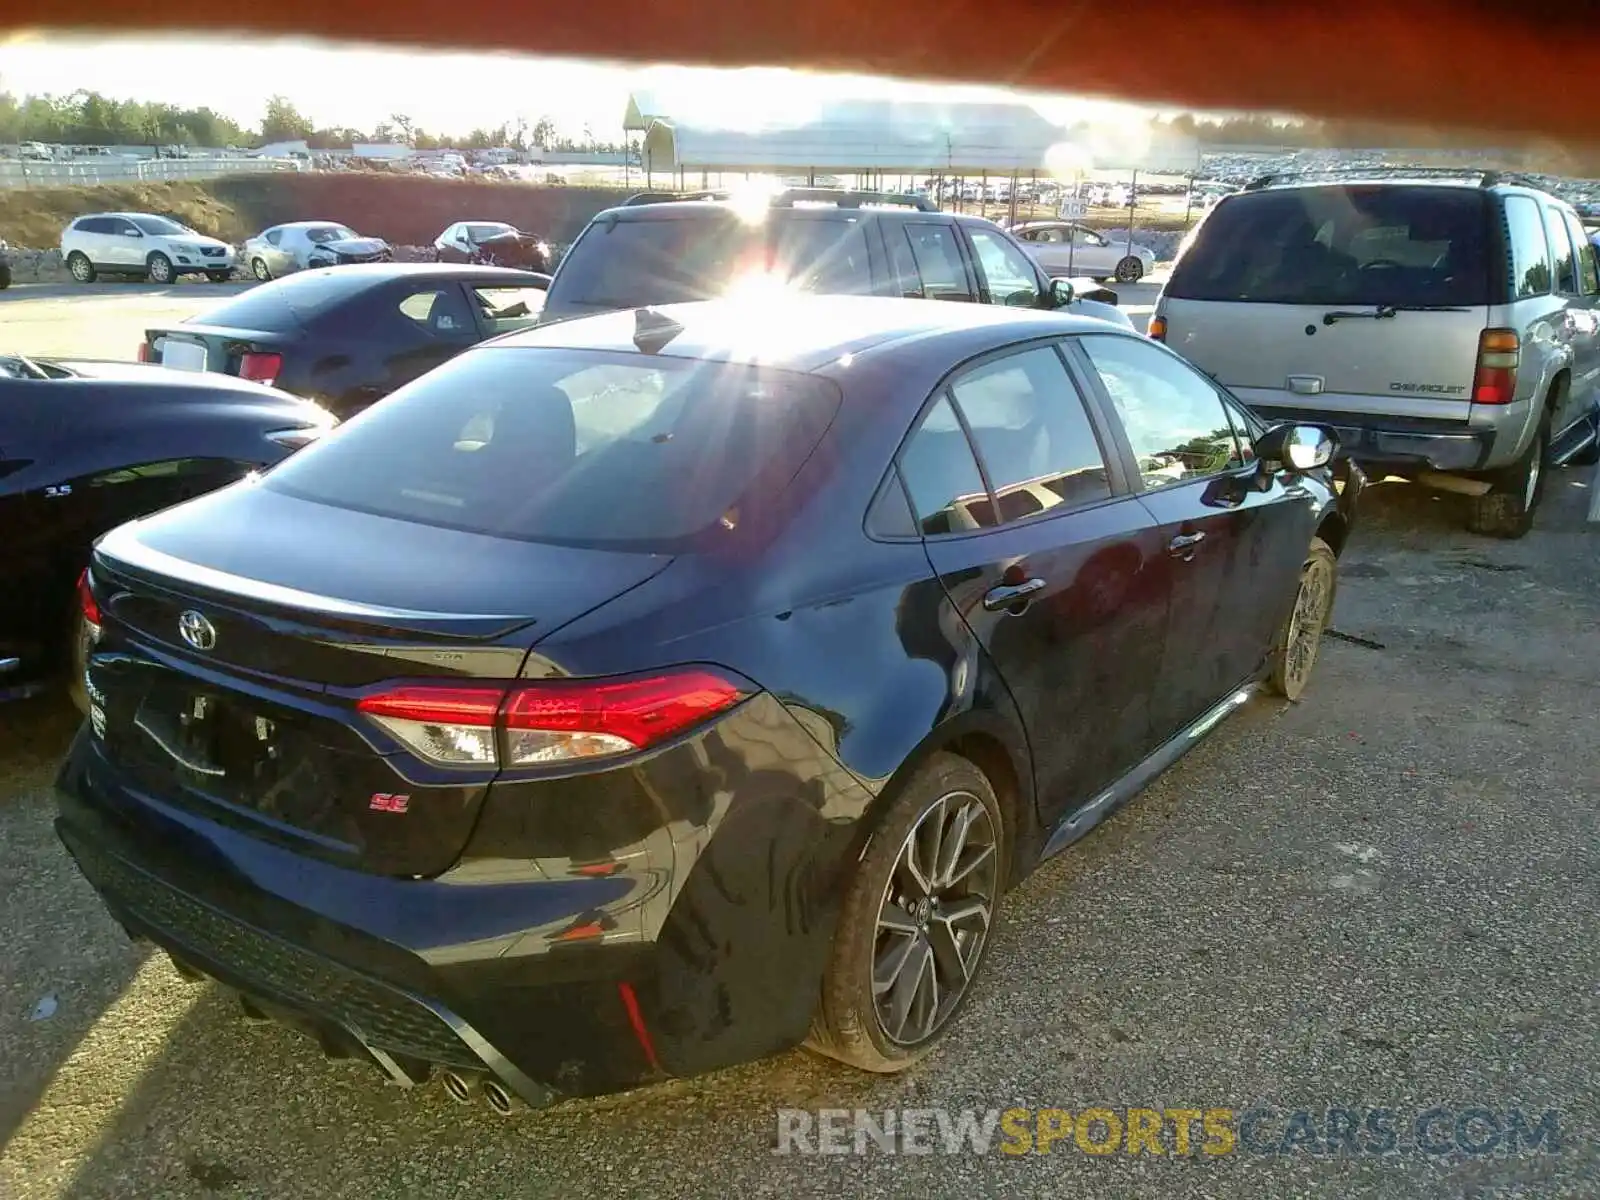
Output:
[1268, 536, 1338, 702]
[67, 252, 96, 283]
[807, 753, 1006, 1072]
[1114, 256, 1145, 283]
[146, 252, 174, 285]
[251, 257, 272, 282]
[1466, 414, 1549, 539]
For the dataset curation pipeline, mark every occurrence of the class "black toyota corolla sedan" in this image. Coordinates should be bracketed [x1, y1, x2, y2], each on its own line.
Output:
[57, 297, 1361, 1112]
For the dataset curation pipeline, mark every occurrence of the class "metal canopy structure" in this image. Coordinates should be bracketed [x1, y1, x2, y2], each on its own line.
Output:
[628, 95, 1201, 177]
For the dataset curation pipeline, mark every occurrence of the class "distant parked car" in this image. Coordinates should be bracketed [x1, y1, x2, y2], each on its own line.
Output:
[433, 221, 555, 271]
[137, 263, 552, 420]
[1009, 221, 1158, 283]
[243, 221, 392, 281]
[61, 212, 236, 284]
[0, 352, 333, 703]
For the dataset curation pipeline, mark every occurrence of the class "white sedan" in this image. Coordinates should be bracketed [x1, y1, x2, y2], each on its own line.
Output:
[1009, 221, 1156, 283]
[242, 221, 392, 281]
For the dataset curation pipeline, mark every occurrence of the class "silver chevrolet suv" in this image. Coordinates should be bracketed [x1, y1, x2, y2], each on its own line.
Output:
[1152, 169, 1600, 538]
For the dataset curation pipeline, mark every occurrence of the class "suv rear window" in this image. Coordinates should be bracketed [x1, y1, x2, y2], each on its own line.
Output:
[1166, 185, 1493, 307]
[262, 346, 843, 552]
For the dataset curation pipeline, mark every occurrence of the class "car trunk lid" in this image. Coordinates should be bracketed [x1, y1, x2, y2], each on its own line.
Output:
[85, 483, 673, 877]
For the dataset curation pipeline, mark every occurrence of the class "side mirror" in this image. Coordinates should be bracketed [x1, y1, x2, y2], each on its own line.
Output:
[1049, 277, 1075, 309]
[1256, 422, 1337, 472]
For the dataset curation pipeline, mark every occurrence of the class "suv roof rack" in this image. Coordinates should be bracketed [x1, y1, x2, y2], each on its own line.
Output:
[1241, 165, 1517, 191]
[619, 187, 938, 212]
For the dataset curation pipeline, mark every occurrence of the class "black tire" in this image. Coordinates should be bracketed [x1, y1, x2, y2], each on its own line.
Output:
[806, 752, 1007, 1073]
[206, 270, 232, 283]
[1114, 256, 1145, 283]
[1465, 416, 1549, 539]
[1267, 536, 1338, 702]
[251, 257, 272, 282]
[146, 252, 174, 284]
[67, 252, 96, 283]
[1569, 414, 1600, 467]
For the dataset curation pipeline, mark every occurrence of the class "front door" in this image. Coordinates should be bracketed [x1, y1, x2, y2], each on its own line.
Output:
[901, 342, 1171, 829]
[1552, 207, 1600, 443]
[1072, 333, 1315, 740]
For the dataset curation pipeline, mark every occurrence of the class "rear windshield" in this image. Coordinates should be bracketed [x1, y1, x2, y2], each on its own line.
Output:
[1165, 186, 1493, 307]
[551, 212, 875, 308]
[262, 346, 843, 552]
[192, 272, 370, 331]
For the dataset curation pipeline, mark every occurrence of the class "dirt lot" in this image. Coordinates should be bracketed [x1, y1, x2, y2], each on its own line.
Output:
[0, 285, 1596, 1199]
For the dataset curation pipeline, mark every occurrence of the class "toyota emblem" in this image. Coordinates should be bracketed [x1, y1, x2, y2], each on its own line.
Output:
[178, 610, 217, 651]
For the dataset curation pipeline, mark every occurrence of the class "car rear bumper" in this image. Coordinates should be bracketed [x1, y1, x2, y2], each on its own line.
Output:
[53, 694, 875, 1103]
[1246, 403, 1494, 472]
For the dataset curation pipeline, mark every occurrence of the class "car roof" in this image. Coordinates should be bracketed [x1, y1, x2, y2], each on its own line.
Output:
[592, 201, 936, 223]
[488, 296, 1124, 373]
[271, 220, 354, 230]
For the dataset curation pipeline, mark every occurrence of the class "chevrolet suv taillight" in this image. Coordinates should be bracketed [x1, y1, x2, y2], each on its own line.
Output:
[1472, 328, 1520, 404]
[356, 668, 751, 768]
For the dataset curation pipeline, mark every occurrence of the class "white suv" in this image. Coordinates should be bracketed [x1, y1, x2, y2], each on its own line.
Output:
[61, 212, 236, 284]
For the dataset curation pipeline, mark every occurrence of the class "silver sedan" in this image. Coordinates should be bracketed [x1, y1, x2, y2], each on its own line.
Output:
[242, 221, 392, 280]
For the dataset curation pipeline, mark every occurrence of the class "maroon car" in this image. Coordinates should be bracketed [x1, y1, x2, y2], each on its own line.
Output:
[432, 221, 554, 271]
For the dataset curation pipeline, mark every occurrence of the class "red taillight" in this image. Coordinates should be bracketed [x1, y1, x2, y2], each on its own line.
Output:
[137, 342, 154, 363]
[356, 669, 749, 768]
[78, 568, 102, 629]
[238, 351, 282, 386]
[1472, 328, 1520, 405]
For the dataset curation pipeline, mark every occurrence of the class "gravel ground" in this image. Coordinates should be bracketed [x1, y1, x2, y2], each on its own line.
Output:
[0, 291, 1596, 1199]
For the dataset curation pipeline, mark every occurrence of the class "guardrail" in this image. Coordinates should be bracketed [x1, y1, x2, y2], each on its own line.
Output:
[0, 157, 304, 190]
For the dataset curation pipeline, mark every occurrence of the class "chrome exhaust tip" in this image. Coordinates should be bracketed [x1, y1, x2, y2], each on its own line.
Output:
[482, 1079, 519, 1116]
[440, 1071, 475, 1105]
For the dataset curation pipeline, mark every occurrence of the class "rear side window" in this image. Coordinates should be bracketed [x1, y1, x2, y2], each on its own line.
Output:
[898, 395, 992, 535]
[552, 215, 752, 308]
[1503, 196, 1552, 298]
[262, 347, 842, 552]
[1541, 205, 1577, 295]
[900, 224, 974, 301]
[1165, 186, 1492, 307]
[769, 218, 875, 293]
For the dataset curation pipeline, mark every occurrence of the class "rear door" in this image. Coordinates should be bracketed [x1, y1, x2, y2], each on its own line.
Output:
[902, 342, 1171, 826]
[108, 217, 146, 268]
[1549, 205, 1600, 437]
[1072, 333, 1315, 739]
[1158, 185, 1494, 420]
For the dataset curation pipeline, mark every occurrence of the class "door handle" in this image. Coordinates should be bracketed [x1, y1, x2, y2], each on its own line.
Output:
[1167, 531, 1206, 559]
[982, 577, 1047, 612]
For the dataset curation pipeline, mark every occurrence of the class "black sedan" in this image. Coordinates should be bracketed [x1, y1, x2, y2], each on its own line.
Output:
[0, 353, 333, 703]
[58, 298, 1360, 1112]
[138, 264, 553, 421]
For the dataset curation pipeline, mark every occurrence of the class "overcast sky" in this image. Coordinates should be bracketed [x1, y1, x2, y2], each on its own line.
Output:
[0, 33, 1167, 140]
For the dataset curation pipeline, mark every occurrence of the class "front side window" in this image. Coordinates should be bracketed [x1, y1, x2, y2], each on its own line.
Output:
[263, 348, 843, 552]
[130, 215, 188, 236]
[1503, 195, 1552, 299]
[948, 346, 1112, 517]
[1079, 335, 1246, 491]
[966, 228, 1040, 307]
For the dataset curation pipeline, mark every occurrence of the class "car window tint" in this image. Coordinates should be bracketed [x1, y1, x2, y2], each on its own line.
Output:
[898, 394, 993, 534]
[949, 346, 1111, 517]
[901, 224, 974, 301]
[1165, 186, 1493, 307]
[1562, 211, 1600, 294]
[398, 287, 476, 335]
[553, 214, 751, 307]
[768, 218, 875, 294]
[262, 348, 842, 552]
[264, 229, 283, 246]
[1079, 334, 1246, 491]
[865, 469, 918, 538]
[1503, 196, 1552, 299]
[473, 286, 547, 334]
[966, 229, 1040, 307]
[1542, 206, 1577, 294]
